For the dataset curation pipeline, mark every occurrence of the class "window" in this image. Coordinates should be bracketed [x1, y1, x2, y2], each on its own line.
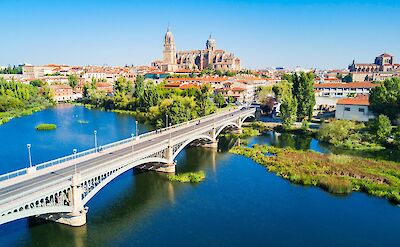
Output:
[344, 107, 351, 112]
[359, 108, 365, 113]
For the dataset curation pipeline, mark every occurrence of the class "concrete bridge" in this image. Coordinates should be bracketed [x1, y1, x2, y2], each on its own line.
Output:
[0, 108, 256, 227]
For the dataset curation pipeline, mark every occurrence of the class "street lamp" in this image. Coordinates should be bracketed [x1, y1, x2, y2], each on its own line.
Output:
[131, 133, 134, 154]
[73, 148, 77, 174]
[94, 130, 98, 152]
[135, 120, 138, 139]
[27, 144, 32, 168]
[166, 114, 169, 128]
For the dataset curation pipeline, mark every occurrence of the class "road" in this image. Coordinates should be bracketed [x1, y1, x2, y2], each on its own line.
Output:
[0, 109, 248, 204]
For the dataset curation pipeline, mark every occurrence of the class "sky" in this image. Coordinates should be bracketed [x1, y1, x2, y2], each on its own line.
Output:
[1, 0, 400, 69]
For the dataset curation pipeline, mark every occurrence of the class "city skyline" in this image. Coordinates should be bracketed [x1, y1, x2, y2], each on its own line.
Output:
[1, 0, 400, 69]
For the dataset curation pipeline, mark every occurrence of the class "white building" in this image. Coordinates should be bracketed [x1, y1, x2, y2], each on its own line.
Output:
[314, 82, 379, 98]
[335, 95, 374, 122]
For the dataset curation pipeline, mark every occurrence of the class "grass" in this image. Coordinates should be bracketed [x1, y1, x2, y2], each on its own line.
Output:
[167, 171, 206, 183]
[230, 144, 400, 204]
[35, 123, 57, 130]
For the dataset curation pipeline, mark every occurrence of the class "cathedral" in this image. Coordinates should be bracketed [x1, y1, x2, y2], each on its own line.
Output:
[152, 27, 241, 72]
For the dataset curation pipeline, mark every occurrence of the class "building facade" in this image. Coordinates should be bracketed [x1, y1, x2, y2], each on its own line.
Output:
[349, 53, 400, 73]
[335, 95, 374, 122]
[153, 27, 241, 72]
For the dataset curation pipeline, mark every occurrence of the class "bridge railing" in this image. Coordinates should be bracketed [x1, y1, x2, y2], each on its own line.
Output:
[0, 107, 253, 183]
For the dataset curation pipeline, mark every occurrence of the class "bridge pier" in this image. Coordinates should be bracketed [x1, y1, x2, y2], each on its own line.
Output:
[39, 173, 87, 227]
[154, 141, 176, 173]
[202, 124, 218, 149]
[153, 162, 176, 173]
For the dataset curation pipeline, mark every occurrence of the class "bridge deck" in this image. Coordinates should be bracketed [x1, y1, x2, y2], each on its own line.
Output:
[0, 108, 254, 208]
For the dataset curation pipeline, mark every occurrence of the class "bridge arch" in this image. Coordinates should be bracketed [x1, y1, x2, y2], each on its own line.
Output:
[172, 134, 213, 160]
[241, 113, 255, 124]
[215, 122, 240, 137]
[82, 157, 168, 204]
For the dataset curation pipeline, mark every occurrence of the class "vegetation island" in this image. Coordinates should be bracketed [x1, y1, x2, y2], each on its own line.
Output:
[35, 123, 57, 130]
[167, 171, 206, 183]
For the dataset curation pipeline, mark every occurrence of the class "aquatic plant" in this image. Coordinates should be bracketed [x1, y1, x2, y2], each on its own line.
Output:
[230, 145, 400, 204]
[167, 171, 206, 183]
[35, 123, 57, 130]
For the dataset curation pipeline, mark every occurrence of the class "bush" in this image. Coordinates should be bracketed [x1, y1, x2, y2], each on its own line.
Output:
[35, 123, 57, 130]
[167, 171, 206, 183]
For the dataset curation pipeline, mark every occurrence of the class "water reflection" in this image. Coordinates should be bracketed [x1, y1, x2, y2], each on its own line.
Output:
[248, 131, 331, 154]
[12, 144, 227, 247]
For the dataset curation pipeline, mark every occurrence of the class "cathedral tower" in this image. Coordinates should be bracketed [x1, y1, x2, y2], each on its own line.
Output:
[163, 26, 177, 64]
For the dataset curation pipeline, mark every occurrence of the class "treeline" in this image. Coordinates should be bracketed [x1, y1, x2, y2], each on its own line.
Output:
[80, 76, 228, 128]
[0, 65, 23, 74]
[0, 78, 53, 124]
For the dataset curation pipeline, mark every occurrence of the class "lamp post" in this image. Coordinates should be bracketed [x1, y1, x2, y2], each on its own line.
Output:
[135, 120, 138, 139]
[166, 114, 169, 128]
[27, 144, 32, 168]
[73, 148, 77, 174]
[131, 133, 134, 154]
[94, 130, 98, 152]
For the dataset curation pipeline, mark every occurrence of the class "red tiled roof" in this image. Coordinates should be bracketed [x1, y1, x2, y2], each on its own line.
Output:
[314, 82, 380, 89]
[337, 95, 369, 106]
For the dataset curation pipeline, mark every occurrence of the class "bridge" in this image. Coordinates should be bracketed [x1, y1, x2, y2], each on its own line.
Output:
[0, 108, 256, 227]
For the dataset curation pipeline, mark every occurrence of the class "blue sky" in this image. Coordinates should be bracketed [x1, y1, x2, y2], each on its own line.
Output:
[1, 0, 399, 69]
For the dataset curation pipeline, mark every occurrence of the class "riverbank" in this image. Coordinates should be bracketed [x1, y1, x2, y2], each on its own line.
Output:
[230, 144, 400, 204]
[0, 104, 51, 125]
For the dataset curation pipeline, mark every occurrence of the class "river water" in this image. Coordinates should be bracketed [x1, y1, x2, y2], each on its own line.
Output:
[0, 105, 399, 247]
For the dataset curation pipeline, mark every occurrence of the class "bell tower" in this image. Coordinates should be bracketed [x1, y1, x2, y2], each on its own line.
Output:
[163, 26, 176, 64]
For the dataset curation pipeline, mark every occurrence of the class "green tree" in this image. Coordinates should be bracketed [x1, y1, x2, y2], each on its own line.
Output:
[280, 96, 297, 129]
[196, 85, 213, 116]
[134, 75, 145, 100]
[342, 74, 353, 83]
[292, 72, 316, 121]
[30, 79, 45, 87]
[143, 82, 160, 108]
[214, 92, 224, 108]
[68, 74, 78, 89]
[369, 77, 400, 122]
[368, 114, 392, 143]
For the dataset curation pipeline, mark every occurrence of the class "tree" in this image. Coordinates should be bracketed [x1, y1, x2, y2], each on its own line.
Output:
[280, 96, 297, 130]
[214, 92, 224, 108]
[369, 77, 400, 123]
[133, 75, 145, 100]
[30, 79, 45, 87]
[68, 74, 78, 89]
[318, 120, 364, 147]
[83, 83, 90, 98]
[292, 72, 316, 121]
[196, 85, 214, 116]
[143, 82, 160, 108]
[368, 114, 392, 143]
[342, 74, 353, 83]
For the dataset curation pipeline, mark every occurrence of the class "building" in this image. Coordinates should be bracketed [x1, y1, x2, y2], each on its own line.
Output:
[335, 95, 374, 122]
[314, 82, 379, 98]
[349, 53, 400, 73]
[49, 85, 81, 102]
[153, 27, 241, 72]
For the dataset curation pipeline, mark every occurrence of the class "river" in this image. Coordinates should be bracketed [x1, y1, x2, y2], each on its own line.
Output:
[0, 105, 399, 247]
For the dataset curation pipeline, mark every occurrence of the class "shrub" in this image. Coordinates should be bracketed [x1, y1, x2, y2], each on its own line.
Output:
[167, 171, 205, 183]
